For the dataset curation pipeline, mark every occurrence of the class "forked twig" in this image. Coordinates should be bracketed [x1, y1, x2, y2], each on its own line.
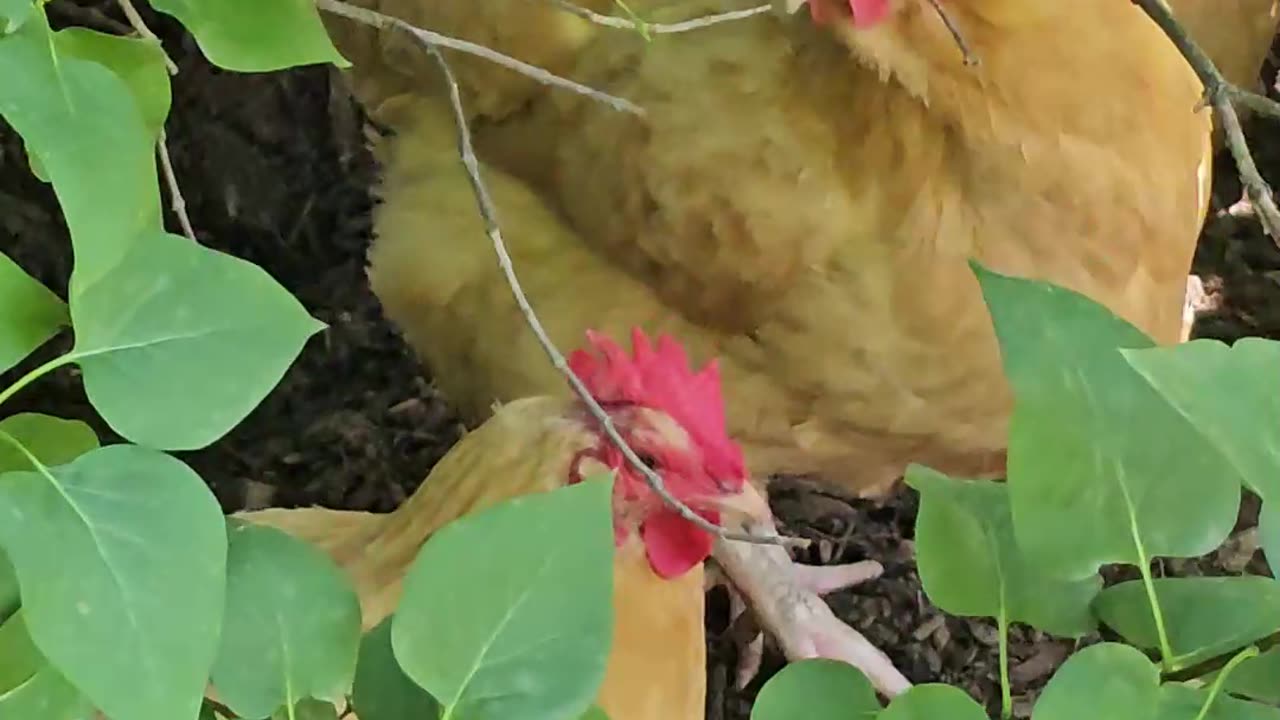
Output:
[315, 0, 643, 115]
[1131, 0, 1280, 243]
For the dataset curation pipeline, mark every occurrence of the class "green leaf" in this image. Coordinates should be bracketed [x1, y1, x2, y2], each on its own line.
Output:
[1222, 647, 1280, 704]
[1159, 683, 1280, 720]
[0, 13, 162, 295]
[0, 610, 43, 693]
[973, 264, 1240, 579]
[0, 0, 33, 33]
[393, 478, 615, 720]
[0, 444, 226, 720]
[1259, 503, 1280, 574]
[908, 466, 1100, 636]
[0, 550, 16, 620]
[579, 706, 610, 720]
[1121, 338, 1280, 500]
[53, 27, 171, 140]
[879, 684, 988, 720]
[1031, 643, 1159, 720]
[69, 230, 324, 451]
[270, 698, 341, 720]
[148, 0, 348, 72]
[212, 522, 361, 719]
[750, 659, 880, 719]
[0, 414, 98, 473]
[1120, 337, 1280, 572]
[1095, 577, 1280, 669]
[351, 617, 440, 720]
[0, 616, 93, 720]
[0, 252, 66, 373]
[0, 610, 92, 720]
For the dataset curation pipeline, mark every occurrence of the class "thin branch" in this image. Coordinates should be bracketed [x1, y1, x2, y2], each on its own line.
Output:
[923, 0, 978, 66]
[157, 129, 197, 241]
[47, 1, 132, 35]
[546, 0, 771, 33]
[115, 0, 178, 75]
[424, 45, 805, 548]
[315, 0, 644, 116]
[1131, 0, 1280, 243]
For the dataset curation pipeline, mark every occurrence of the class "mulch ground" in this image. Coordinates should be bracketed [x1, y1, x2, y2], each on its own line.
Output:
[2, 5, 1278, 718]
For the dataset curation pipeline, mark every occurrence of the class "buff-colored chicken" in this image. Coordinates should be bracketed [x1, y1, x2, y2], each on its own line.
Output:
[232, 330, 770, 720]
[319, 0, 1215, 697]
[1167, 0, 1277, 91]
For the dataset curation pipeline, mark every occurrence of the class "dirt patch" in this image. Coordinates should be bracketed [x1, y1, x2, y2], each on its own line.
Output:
[2, 5, 1278, 718]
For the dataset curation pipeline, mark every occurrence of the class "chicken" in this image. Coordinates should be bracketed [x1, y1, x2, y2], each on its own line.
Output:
[1166, 0, 1277, 91]
[321, 0, 1214, 696]
[234, 329, 772, 720]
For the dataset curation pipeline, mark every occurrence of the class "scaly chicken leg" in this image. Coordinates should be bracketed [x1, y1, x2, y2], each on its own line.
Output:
[713, 519, 912, 697]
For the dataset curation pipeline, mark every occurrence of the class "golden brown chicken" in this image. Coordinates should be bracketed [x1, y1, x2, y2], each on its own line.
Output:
[235, 330, 770, 720]
[322, 0, 1215, 695]
[1167, 0, 1277, 91]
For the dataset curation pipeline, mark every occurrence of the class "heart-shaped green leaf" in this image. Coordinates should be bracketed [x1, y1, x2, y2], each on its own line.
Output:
[750, 659, 880, 719]
[53, 27, 171, 140]
[393, 477, 614, 720]
[908, 466, 1100, 636]
[973, 264, 1240, 579]
[351, 617, 440, 720]
[1095, 577, 1280, 669]
[212, 522, 361, 719]
[1031, 643, 1158, 720]
[1159, 682, 1280, 720]
[70, 230, 323, 451]
[0, 252, 66, 374]
[0, 14, 161, 293]
[879, 684, 988, 720]
[0, 414, 98, 473]
[0, 443, 226, 720]
[148, 0, 348, 71]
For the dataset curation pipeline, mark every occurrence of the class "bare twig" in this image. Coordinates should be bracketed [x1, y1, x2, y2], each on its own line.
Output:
[315, 0, 644, 116]
[1131, 0, 1280, 243]
[547, 0, 771, 33]
[157, 129, 197, 241]
[115, 0, 178, 75]
[47, 1, 132, 35]
[423, 45, 804, 548]
[923, 0, 978, 66]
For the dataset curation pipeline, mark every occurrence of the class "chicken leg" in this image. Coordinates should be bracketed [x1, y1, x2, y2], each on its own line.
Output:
[712, 513, 913, 698]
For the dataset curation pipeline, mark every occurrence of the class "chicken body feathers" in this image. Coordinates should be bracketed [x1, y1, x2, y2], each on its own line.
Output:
[365, 1, 1211, 492]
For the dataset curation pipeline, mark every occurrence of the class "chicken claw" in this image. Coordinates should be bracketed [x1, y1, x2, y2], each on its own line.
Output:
[712, 516, 912, 698]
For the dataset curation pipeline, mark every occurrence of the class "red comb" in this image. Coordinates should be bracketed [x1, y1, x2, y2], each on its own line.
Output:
[568, 328, 745, 480]
[809, 0, 890, 26]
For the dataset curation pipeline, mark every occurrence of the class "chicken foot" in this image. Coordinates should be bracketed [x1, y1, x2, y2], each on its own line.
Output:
[712, 516, 913, 698]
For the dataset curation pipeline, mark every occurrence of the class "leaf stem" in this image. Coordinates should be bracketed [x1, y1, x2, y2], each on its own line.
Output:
[1120, 483, 1176, 669]
[0, 353, 72, 410]
[997, 605, 1012, 719]
[1193, 646, 1260, 720]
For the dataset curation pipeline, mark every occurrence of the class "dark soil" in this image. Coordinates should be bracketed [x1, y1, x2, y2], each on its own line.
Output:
[3, 5, 1279, 718]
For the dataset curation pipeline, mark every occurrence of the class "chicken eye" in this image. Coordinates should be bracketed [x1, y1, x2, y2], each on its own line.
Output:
[635, 452, 659, 471]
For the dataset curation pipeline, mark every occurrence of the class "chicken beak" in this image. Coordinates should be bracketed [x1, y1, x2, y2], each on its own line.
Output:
[702, 481, 772, 525]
